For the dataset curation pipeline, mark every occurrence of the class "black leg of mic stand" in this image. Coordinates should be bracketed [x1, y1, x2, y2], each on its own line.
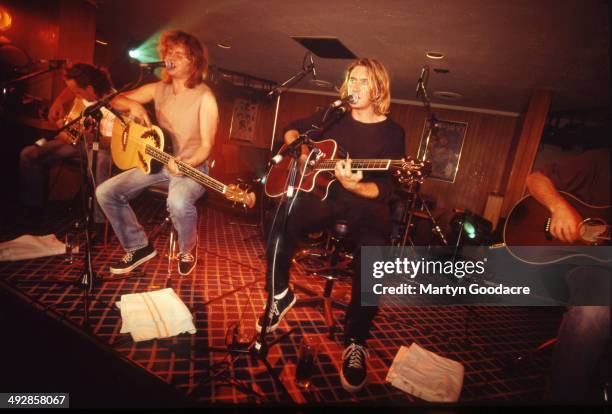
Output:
[78, 115, 102, 328]
[190, 157, 303, 402]
[16, 128, 101, 328]
[237, 152, 302, 401]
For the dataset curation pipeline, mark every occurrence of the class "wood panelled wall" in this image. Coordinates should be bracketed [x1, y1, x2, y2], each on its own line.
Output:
[211, 89, 520, 225]
[393, 105, 519, 219]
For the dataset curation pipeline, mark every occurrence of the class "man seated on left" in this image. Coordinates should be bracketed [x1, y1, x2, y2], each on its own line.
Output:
[19, 63, 116, 225]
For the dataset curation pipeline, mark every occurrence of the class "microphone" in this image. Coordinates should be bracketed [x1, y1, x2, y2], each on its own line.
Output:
[268, 134, 317, 167]
[138, 61, 174, 69]
[36, 59, 69, 68]
[329, 93, 358, 109]
[269, 152, 284, 166]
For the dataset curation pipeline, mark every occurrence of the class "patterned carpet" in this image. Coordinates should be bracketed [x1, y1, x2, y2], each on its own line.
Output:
[0, 193, 563, 406]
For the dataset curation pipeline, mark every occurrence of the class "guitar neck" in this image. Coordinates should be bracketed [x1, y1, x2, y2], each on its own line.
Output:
[144, 145, 227, 195]
[315, 159, 402, 171]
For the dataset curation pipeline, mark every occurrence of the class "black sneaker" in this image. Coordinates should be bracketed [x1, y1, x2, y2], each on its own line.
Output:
[109, 243, 157, 274]
[340, 341, 369, 393]
[255, 288, 297, 334]
[177, 250, 197, 276]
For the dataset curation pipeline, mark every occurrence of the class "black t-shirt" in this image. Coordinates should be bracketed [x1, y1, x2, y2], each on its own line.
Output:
[539, 148, 610, 205]
[284, 109, 406, 205]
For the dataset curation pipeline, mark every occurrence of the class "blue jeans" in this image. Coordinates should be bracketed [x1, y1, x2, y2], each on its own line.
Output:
[96, 165, 207, 253]
[19, 140, 112, 223]
[552, 265, 611, 402]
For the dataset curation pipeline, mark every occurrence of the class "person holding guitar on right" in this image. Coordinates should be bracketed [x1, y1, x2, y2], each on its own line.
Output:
[526, 147, 610, 402]
[258, 58, 405, 393]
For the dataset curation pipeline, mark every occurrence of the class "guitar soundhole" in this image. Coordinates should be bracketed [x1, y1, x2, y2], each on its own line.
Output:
[142, 129, 161, 148]
[301, 162, 315, 177]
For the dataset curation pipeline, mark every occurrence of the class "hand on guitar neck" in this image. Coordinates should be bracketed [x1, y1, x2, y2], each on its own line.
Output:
[167, 157, 185, 176]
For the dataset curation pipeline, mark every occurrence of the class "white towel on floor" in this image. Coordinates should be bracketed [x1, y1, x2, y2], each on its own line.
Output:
[0, 234, 67, 261]
[386, 342, 464, 402]
[116, 288, 196, 342]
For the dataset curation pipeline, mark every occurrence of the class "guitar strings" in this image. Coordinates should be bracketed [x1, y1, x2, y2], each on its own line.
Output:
[144, 145, 225, 193]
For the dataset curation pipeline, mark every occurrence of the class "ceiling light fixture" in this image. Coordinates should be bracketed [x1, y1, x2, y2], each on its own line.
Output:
[426, 51, 444, 60]
[309, 79, 333, 88]
[433, 91, 462, 100]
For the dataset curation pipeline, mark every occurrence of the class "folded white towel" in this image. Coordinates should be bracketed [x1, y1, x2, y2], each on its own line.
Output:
[0, 234, 67, 261]
[116, 288, 196, 342]
[386, 342, 464, 402]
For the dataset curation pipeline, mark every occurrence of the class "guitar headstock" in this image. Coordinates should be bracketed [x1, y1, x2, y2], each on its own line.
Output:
[226, 183, 257, 209]
[392, 157, 432, 186]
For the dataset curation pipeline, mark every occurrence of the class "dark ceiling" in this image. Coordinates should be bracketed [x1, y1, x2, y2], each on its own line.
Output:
[96, 0, 610, 115]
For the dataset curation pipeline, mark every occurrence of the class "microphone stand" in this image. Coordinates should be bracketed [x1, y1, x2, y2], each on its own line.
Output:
[15, 80, 137, 328]
[173, 58, 317, 402]
[245, 52, 317, 243]
[0, 63, 63, 89]
[412, 67, 449, 246]
[238, 105, 346, 398]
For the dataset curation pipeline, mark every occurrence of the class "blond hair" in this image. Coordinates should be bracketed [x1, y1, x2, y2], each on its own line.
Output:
[339, 58, 391, 115]
[158, 30, 208, 88]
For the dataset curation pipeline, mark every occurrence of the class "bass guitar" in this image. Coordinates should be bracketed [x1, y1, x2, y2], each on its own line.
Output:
[265, 138, 429, 200]
[111, 117, 256, 209]
[503, 192, 610, 265]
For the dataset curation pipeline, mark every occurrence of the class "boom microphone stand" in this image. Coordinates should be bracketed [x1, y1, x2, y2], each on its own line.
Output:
[251, 52, 317, 242]
[15, 82, 132, 327]
[192, 55, 319, 401]
[413, 66, 448, 247]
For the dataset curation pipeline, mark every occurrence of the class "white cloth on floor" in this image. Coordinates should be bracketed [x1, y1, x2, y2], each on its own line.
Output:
[0, 234, 66, 261]
[386, 342, 464, 402]
[116, 288, 196, 342]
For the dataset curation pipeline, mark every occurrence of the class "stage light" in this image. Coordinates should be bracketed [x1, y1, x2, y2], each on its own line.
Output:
[450, 210, 492, 246]
[126, 33, 162, 65]
[0, 7, 12, 31]
[463, 222, 477, 239]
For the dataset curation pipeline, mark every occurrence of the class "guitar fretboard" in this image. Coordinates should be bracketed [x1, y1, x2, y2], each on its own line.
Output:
[315, 159, 403, 170]
[144, 145, 227, 194]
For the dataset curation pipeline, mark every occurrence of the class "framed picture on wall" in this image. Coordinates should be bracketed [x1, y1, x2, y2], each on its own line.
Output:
[229, 98, 259, 143]
[417, 119, 467, 183]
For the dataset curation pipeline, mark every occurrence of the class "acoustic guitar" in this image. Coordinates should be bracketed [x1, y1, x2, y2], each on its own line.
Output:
[111, 117, 256, 209]
[503, 192, 610, 265]
[265, 138, 429, 200]
[35, 100, 87, 147]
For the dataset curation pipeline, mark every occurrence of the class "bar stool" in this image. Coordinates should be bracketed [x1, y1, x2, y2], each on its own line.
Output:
[146, 182, 178, 276]
[292, 220, 352, 338]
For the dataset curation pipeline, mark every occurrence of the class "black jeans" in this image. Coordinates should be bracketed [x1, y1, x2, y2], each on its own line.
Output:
[266, 192, 391, 344]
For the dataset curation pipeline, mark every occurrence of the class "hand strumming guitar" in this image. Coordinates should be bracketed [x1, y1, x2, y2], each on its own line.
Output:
[549, 201, 583, 243]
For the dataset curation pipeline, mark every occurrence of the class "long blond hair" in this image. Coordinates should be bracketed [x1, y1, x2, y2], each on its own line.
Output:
[339, 58, 391, 115]
[158, 30, 208, 88]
